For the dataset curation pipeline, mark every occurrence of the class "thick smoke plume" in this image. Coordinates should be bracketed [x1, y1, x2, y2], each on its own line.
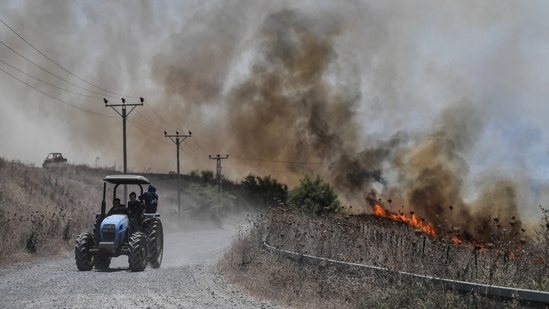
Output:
[225, 10, 359, 177]
[3, 2, 549, 241]
[388, 101, 523, 243]
[198, 8, 528, 242]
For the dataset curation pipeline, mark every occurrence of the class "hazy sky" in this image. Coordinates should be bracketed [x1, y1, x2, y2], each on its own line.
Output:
[2, 0, 549, 227]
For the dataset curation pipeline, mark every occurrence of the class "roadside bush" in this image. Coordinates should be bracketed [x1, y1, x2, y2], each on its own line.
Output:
[288, 174, 342, 215]
[241, 174, 288, 208]
[181, 182, 237, 225]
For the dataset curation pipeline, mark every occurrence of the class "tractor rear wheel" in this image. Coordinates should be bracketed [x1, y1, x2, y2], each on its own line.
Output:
[128, 232, 148, 272]
[75, 232, 94, 271]
[144, 218, 163, 268]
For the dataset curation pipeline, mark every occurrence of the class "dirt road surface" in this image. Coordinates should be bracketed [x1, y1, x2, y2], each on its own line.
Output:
[0, 225, 282, 309]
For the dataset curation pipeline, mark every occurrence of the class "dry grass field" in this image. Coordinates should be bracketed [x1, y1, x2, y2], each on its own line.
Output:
[218, 207, 549, 308]
[3, 158, 549, 308]
[0, 159, 108, 267]
[0, 159, 214, 268]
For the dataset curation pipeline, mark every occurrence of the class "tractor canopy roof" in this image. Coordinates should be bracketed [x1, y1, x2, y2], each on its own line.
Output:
[103, 175, 150, 185]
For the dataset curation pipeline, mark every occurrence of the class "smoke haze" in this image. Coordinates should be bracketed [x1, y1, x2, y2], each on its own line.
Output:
[3, 1, 549, 237]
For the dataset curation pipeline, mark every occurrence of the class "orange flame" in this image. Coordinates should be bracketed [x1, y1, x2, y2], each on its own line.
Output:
[450, 234, 461, 245]
[372, 205, 529, 259]
[372, 204, 436, 237]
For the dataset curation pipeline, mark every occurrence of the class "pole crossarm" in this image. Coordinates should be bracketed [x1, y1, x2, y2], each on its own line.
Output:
[164, 130, 192, 216]
[164, 130, 192, 144]
[104, 97, 144, 116]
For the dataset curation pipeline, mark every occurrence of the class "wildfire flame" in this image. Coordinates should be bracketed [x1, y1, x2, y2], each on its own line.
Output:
[371, 204, 468, 245]
[372, 204, 437, 237]
[370, 204, 532, 263]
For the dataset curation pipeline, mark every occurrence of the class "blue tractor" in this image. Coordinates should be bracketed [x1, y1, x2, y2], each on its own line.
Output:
[74, 175, 164, 272]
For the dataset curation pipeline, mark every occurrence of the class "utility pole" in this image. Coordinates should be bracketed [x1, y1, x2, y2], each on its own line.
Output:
[104, 97, 143, 203]
[164, 130, 192, 216]
[209, 154, 229, 205]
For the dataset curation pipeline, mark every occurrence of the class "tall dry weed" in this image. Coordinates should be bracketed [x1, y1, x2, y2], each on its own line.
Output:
[0, 160, 106, 267]
[219, 207, 549, 308]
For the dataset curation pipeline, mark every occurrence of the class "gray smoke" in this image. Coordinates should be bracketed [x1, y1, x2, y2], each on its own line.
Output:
[2, 1, 549, 236]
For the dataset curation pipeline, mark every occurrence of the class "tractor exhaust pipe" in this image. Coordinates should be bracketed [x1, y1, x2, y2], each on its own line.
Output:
[101, 182, 107, 216]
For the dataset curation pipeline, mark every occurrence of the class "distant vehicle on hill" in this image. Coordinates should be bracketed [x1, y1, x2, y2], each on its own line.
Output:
[42, 153, 68, 168]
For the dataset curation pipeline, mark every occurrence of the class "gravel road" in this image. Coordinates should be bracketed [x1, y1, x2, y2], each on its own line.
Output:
[0, 225, 282, 309]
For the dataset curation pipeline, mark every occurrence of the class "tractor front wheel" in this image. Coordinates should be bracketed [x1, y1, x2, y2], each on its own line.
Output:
[75, 232, 95, 271]
[128, 232, 148, 272]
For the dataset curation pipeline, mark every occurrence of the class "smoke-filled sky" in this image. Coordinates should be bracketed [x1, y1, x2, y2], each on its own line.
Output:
[3, 0, 549, 232]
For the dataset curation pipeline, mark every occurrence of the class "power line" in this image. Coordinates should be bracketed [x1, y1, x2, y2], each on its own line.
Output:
[0, 17, 134, 98]
[0, 39, 112, 98]
[0, 65, 114, 117]
[0, 18, 181, 131]
[230, 154, 323, 165]
[0, 52, 176, 134]
[143, 102, 178, 130]
[132, 107, 182, 136]
[0, 29, 180, 132]
[126, 118, 167, 144]
[0, 63, 181, 141]
[0, 58, 102, 99]
[191, 137, 209, 157]
[119, 100, 180, 134]
[182, 138, 206, 158]
[133, 110, 168, 131]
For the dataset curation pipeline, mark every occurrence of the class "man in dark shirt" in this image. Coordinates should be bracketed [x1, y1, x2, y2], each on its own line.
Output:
[107, 198, 127, 215]
[128, 192, 144, 216]
[139, 184, 159, 213]
[128, 191, 144, 229]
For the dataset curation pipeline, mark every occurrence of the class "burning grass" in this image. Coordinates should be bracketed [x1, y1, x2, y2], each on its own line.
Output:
[218, 206, 549, 308]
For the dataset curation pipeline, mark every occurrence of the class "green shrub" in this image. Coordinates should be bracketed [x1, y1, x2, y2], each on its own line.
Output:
[241, 174, 288, 208]
[287, 174, 342, 215]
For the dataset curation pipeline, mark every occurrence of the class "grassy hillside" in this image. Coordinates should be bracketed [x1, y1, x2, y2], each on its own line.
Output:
[0, 159, 247, 268]
[0, 160, 109, 267]
[4, 158, 549, 308]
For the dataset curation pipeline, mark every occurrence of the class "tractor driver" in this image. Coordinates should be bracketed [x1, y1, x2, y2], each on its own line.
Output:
[107, 197, 128, 215]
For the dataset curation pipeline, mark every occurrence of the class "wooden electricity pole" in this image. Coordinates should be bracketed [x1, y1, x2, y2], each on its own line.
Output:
[164, 130, 192, 216]
[104, 97, 143, 203]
